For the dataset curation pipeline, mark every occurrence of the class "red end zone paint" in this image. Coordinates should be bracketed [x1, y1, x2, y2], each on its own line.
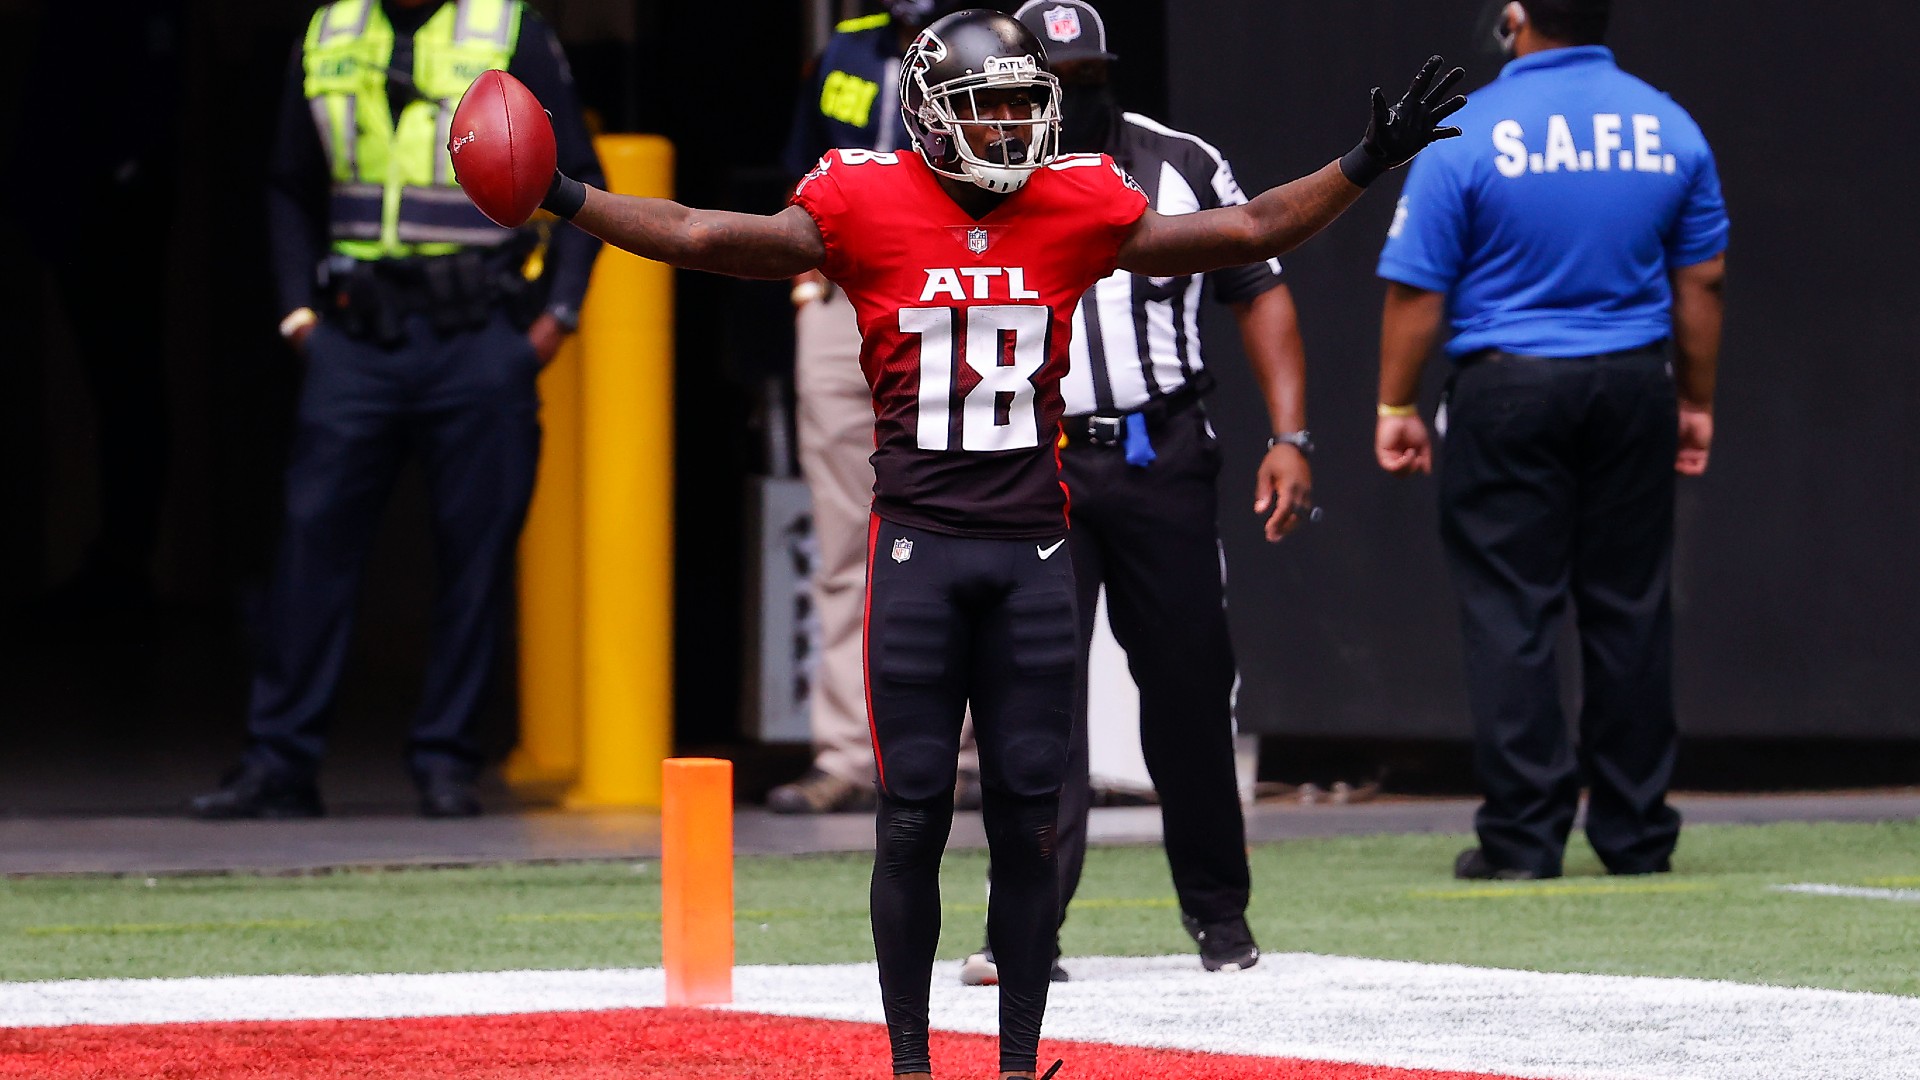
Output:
[0, 1008, 1520, 1080]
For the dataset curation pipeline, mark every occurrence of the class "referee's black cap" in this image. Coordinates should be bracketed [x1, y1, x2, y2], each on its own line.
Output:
[1013, 1, 1120, 64]
[1519, 0, 1612, 43]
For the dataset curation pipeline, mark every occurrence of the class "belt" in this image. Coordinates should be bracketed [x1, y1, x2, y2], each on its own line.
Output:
[1458, 340, 1669, 367]
[1062, 384, 1206, 448]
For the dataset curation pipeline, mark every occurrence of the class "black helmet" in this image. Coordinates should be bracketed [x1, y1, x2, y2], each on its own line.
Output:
[899, 9, 1062, 193]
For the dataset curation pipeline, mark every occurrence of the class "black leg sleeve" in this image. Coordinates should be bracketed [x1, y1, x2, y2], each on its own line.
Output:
[871, 792, 955, 1075]
[982, 787, 1060, 1075]
[1054, 518, 1103, 925]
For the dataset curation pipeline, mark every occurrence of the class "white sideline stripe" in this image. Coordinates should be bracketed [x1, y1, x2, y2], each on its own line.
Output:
[1772, 882, 1920, 903]
[5, 955, 1920, 1080]
[0, 968, 667, 1028]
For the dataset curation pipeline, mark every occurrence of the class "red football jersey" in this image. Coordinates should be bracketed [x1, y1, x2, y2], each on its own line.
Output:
[792, 149, 1149, 539]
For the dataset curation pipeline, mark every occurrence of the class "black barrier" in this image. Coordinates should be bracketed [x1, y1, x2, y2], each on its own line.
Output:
[1168, 0, 1920, 739]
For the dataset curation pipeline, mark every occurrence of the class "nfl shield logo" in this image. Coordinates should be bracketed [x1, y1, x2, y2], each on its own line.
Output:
[967, 227, 990, 255]
[891, 538, 914, 564]
[1043, 5, 1082, 43]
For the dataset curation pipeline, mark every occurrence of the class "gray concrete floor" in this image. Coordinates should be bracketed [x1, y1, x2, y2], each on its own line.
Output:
[3, 791, 1915, 876]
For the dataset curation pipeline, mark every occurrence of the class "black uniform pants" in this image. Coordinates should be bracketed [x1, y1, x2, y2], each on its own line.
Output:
[864, 517, 1076, 1075]
[244, 312, 541, 787]
[1439, 348, 1682, 877]
[1058, 404, 1250, 926]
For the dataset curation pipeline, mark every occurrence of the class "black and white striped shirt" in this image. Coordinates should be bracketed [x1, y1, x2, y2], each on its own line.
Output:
[1061, 112, 1286, 417]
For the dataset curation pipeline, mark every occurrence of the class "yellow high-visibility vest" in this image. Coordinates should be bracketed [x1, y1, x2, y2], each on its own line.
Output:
[303, 0, 521, 259]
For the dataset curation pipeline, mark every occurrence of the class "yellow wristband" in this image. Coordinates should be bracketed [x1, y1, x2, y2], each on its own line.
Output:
[1377, 402, 1419, 418]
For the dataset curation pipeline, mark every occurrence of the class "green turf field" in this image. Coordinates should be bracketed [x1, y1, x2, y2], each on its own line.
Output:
[5, 820, 1916, 995]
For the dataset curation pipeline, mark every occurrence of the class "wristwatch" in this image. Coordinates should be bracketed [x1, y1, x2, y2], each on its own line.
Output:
[545, 303, 581, 334]
[278, 307, 318, 341]
[1267, 430, 1315, 455]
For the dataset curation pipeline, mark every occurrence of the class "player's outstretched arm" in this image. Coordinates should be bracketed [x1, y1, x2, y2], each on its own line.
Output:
[546, 177, 825, 280]
[1118, 56, 1464, 279]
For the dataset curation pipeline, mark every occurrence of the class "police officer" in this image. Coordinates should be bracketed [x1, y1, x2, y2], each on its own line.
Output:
[766, 0, 980, 816]
[191, 0, 604, 819]
[953, 0, 1315, 983]
[1374, 0, 1728, 878]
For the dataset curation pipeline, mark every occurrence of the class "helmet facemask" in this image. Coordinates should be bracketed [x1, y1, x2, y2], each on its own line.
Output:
[902, 31, 1062, 194]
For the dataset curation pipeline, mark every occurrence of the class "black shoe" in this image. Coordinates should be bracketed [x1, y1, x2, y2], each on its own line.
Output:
[418, 775, 482, 818]
[1181, 914, 1259, 972]
[1606, 857, 1673, 876]
[1453, 847, 1558, 881]
[188, 763, 324, 820]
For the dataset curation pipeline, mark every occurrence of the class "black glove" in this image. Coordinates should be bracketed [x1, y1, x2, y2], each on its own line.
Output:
[543, 170, 587, 219]
[1339, 55, 1467, 187]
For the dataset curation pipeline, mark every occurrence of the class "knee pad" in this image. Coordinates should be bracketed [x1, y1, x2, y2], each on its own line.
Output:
[994, 725, 1069, 798]
[878, 732, 960, 803]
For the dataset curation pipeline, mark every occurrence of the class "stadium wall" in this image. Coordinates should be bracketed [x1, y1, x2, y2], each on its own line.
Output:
[1170, 0, 1920, 740]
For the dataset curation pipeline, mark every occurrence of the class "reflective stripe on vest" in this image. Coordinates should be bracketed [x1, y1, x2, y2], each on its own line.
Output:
[303, 0, 522, 259]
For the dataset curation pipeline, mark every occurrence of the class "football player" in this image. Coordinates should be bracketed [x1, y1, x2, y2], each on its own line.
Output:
[524, 11, 1462, 1078]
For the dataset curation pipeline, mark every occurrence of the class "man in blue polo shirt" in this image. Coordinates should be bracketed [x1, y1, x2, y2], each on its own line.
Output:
[1374, 0, 1728, 880]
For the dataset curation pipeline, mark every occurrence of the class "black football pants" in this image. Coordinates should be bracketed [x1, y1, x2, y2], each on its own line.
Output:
[865, 517, 1076, 1076]
[1057, 405, 1250, 927]
[1439, 348, 1682, 877]
[244, 312, 541, 788]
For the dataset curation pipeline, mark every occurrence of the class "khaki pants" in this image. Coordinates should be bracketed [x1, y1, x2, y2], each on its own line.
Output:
[797, 289, 878, 784]
[797, 288, 979, 786]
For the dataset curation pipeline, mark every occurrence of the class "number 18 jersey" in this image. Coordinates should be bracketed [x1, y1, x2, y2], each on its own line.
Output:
[792, 148, 1149, 539]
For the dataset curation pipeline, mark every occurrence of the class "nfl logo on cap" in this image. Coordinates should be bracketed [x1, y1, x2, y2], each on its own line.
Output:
[1019, 1, 1113, 61]
[1043, 4, 1081, 42]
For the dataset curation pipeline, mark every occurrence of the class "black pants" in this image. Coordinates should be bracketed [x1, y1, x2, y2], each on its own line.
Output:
[1439, 348, 1682, 877]
[865, 517, 1075, 1075]
[244, 311, 541, 787]
[1057, 405, 1250, 926]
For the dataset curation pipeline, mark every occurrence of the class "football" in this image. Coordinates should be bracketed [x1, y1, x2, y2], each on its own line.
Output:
[447, 69, 556, 229]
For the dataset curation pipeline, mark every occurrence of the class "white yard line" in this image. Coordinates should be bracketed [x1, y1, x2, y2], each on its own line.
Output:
[1771, 883, 1920, 903]
[4, 955, 1919, 1080]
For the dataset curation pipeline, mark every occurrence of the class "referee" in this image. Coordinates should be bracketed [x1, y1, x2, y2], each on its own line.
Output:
[961, 0, 1315, 982]
[1375, 0, 1728, 879]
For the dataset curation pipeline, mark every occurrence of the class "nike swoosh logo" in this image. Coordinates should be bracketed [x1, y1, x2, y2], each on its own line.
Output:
[1037, 540, 1066, 560]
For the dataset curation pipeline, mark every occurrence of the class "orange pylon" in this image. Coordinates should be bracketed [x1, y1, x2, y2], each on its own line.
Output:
[662, 758, 733, 1006]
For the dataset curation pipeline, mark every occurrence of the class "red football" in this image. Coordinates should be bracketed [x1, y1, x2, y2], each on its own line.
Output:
[448, 69, 557, 229]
